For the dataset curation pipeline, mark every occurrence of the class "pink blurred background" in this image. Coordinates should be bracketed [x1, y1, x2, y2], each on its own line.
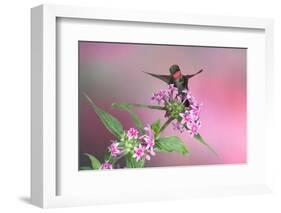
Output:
[79, 41, 247, 168]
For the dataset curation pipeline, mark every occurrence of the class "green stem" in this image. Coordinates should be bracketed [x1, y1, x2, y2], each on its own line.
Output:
[128, 103, 165, 110]
[159, 118, 174, 133]
[112, 152, 126, 165]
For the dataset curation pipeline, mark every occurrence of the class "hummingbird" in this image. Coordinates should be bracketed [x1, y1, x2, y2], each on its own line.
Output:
[144, 64, 203, 93]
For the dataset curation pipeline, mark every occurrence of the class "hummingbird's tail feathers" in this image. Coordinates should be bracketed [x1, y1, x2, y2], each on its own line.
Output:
[186, 69, 203, 79]
[142, 71, 171, 84]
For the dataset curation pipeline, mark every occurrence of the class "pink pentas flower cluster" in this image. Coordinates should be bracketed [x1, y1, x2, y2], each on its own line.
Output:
[104, 126, 156, 168]
[131, 125, 156, 161]
[152, 84, 202, 137]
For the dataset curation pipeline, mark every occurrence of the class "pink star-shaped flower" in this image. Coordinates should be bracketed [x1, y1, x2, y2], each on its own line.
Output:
[108, 142, 121, 157]
[151, 90, 169, 104]
[127, 128, 139, 140]
[187, 120, 201, 137]
[179, 111, 193, 126]
[100, 161, 113, 169]
[133, 145, 145, 161]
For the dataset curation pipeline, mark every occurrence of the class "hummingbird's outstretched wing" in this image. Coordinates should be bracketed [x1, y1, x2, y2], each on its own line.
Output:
[143, 72, 171, 84]
[185, 69, 203, 79]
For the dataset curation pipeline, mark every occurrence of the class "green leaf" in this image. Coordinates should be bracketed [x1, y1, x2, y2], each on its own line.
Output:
[79, 166, 93, 170]
[104, 149, 112, 162]
[194, 134, 218, 156]
[125, 155, 145, 168]
[155, 136, 188, 155]
[84, 153, 101, 170]
[151, 119, 161, 133]
[194, 134, 205, 144]
[84, 93, 124, 137]
[112, 103, 144, 133]
[151, 119, 161, 138]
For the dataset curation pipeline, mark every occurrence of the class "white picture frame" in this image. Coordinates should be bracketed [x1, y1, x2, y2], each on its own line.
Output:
[31, 4, 274, 208]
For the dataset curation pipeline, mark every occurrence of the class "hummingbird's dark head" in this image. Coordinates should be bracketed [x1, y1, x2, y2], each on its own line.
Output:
[169, 64, 182, 80]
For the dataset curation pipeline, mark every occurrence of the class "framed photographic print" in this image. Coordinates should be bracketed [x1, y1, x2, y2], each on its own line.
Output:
[31, 4, 274, 208]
